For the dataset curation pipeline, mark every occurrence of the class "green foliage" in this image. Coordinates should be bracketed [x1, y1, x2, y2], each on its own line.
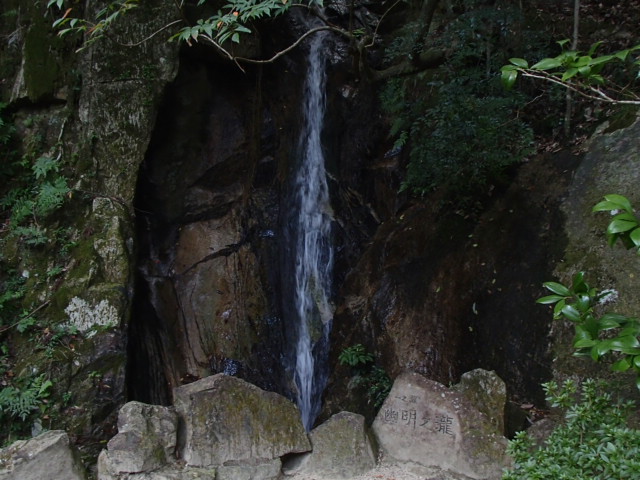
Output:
[402, 90, 533, 195]
[538, 195, 640, 388]
[48, 0, 140, 50]
[0, 104, 21, 184]
[381, 5, 534, 197]
[339, 344, 391, 409]
[502, 41, 640, 104]
[538, 271, 640, 387]
[0, 373, 52, 423]
[338, 343, 374, 367]
[0, 274, 26, 322]
[1, 155, 69, 239]
[592, 194, 640, 252]
[358, 365, 392, 409]
[171, 0, 309, 47]
[48, 0, 322, 51]
[0, 103, 14, 146]
[503, 379, 640, 480]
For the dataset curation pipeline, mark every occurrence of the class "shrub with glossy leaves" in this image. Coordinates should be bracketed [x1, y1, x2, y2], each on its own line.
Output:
[503, 379, 640, 480]
[537, 195, 640, 389]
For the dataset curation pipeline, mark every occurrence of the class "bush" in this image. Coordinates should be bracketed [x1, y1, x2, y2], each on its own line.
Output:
[402, 89, 533, 195]
[503, 379, 640, 480]
[380, 4, 535, 198]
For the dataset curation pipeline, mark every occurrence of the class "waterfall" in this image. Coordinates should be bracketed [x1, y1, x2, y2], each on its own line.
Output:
[285, 31, 333, 431]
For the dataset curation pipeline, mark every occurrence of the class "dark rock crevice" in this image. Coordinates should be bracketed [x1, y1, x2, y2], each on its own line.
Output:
[127, 44, 300, 404]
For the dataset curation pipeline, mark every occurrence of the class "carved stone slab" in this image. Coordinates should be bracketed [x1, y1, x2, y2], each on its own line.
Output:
[372, 372, 509, 480]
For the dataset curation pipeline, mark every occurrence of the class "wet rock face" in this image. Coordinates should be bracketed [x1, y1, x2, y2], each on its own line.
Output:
[326, 151, 574, 414]
[128, 55, 297, 404]
[333, 204, 468, 382]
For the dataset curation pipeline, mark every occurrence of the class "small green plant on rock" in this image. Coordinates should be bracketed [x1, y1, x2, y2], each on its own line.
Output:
[1, 154, 69, 244]
[503, 379, 640, 480]
[339, 344, 392, 409]
[0, 372, 52, 442]
[338, 343, 374, 367]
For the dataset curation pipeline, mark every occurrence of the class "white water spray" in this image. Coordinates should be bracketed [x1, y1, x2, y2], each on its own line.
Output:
[291, 31, 333, 431]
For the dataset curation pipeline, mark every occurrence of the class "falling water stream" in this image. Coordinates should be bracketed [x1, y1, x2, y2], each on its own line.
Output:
[288, 31, 334, 430]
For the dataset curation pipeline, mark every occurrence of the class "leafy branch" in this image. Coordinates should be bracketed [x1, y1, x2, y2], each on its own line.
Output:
[47, 0, 142, 51]
[538, 195, 640, 388]
[502, 40, 640, 105]
[170, 0, 308, 47]
[45, 0, 445, 77]
[593, 194, 640, 252]
[47, 0, 325, 59]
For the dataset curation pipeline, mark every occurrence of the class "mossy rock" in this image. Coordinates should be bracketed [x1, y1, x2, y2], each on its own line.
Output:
[174, 374, 311, 467]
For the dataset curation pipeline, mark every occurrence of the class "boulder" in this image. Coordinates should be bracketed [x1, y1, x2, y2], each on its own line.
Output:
[173, 374, 310, 467]
[372, 372, 509, 480]
[453, 369, 506, 435]
[283, 412, 376, 478]
[0, 430, 86, 480]
[98, 401, 178, 478]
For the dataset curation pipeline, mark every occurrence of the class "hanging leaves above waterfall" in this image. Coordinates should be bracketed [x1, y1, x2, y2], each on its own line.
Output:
[44, 0, 448, 71]
[170, 0, 305, 48]
[46, 0, 326, 58]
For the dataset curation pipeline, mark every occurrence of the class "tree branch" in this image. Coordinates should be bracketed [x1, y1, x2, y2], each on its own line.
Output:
[117, 19, 183, 47]
[198, 25, 351, 66]
[518, 69, 640, 105]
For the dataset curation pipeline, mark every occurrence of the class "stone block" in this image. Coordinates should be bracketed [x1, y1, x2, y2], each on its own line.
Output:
[283, 412, 376, 479]
[173, 374, 310, 467]
[0, 430, 86, 480]
[216, 458, 281, 480]
[453, 369, 506, 435]
[98, 401, 178, 476]
[372, 372, 509, 480]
